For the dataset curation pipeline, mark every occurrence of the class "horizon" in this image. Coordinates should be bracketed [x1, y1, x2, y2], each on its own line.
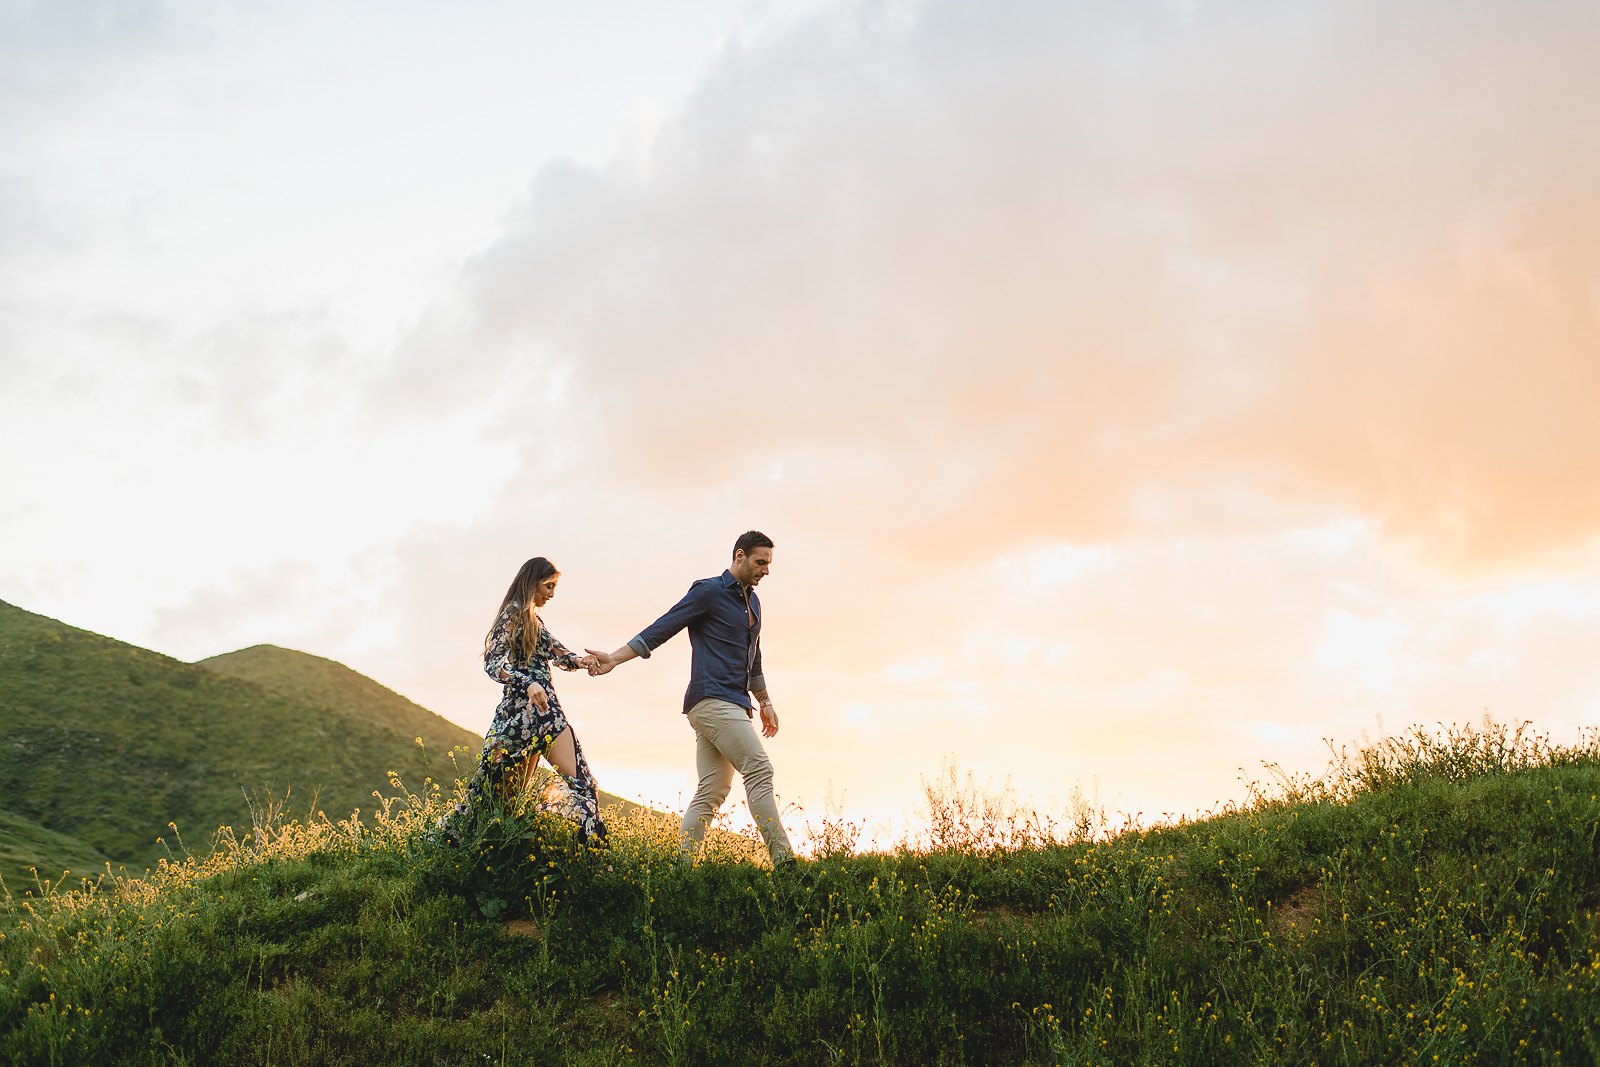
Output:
[3, 591, 1586, 855]
[4, 1, 1599, 848]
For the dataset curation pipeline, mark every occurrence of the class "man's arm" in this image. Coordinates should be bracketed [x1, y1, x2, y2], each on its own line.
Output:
[587, 581, 709, 676]
[749, 633, 777, 735]
[752, 684, 778, 738]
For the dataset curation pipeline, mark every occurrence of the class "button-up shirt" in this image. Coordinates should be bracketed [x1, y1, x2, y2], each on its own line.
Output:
[628, 569, 766, 714]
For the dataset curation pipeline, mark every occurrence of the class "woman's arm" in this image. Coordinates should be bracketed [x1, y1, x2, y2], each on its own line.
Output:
[484, 609, 534, 686]
[545, 627, 587, 672]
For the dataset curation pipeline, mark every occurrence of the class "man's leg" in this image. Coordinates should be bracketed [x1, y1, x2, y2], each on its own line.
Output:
[686, 698, 795, 865]
[681, 701, 736, 859]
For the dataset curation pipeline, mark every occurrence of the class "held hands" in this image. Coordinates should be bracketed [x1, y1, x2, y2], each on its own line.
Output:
[584, 648, 616, 677]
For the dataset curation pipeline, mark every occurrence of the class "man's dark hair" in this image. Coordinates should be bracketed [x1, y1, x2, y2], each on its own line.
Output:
[733, 530, 775, 559]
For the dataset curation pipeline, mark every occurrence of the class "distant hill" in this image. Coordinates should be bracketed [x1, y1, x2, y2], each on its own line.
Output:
[0, 809, 113, 888]
[198, 645, 642, 820]
[199, 644, 479, 757]
[0, 600, 495, 883]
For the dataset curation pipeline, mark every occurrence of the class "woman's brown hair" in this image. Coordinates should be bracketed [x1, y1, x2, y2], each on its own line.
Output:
[486, 557, 559, 665]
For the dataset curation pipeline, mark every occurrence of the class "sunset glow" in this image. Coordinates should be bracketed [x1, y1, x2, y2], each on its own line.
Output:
[4, 0, 1599, 849]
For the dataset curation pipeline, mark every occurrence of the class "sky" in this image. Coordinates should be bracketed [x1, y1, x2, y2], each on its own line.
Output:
[4, 0, 1600, 850]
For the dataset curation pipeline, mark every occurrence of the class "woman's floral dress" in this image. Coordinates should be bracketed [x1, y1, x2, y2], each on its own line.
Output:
[440, 605, 607, 845]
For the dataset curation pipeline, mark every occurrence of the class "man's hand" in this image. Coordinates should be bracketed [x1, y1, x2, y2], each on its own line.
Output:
[759, 702, 779, 738]
[585, 645, 639, 676]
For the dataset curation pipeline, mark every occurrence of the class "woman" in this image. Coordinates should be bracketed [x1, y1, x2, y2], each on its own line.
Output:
[440, 557, 608, 846]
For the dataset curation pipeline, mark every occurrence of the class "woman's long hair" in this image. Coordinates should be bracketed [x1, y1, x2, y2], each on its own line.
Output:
[486, 557, 559, 665]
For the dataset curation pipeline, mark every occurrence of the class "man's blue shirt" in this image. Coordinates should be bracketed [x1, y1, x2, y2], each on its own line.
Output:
[628, 569, 765, 713]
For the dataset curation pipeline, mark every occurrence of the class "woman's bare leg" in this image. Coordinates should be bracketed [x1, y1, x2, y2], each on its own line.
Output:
[545, 727, 578, 779]
[548, 727, 607, 845]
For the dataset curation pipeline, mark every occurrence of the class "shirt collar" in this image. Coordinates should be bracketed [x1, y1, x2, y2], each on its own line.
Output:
[719, 569, 753, 595]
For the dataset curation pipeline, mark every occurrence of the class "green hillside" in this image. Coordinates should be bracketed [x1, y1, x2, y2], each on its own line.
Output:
[2, 722, 1597, 1065]
[0, 811, 112, 888]
[198, 642, 643, 818]
[0, 599, 476, 881]
[199, 644, 480, 757]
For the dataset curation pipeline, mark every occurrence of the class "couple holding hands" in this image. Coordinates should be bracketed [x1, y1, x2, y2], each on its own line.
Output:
[440, 530, 795, 867]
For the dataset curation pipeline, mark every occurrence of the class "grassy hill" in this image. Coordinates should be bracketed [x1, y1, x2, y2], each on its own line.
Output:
[198, 644, 479, 757]
[0, 811, 112, 890]
[0, 599, 484, 882]
[198, 642, 643, 817]
[2, 721, 1597, 1065]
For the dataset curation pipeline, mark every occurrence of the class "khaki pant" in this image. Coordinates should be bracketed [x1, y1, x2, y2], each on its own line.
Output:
[681, 697, 795, 864]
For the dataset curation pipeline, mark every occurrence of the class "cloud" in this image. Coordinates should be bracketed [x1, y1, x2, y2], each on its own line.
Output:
[345, 2, 1600, 829]
[9, 0, 1600, 835]
[393, 0, 1600, 580]
[0, 1, 193, 99]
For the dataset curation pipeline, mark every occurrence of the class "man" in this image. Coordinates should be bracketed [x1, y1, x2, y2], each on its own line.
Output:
[587, 530, 795, 866]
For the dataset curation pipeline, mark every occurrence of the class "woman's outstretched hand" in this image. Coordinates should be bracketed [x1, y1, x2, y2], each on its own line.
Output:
[585, 649, 616, 676]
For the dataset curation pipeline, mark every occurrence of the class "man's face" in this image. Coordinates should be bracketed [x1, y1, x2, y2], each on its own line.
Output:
[733, 546, 773, 587]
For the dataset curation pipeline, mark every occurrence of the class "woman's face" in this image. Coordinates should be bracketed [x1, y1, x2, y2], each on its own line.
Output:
[530, 574, 560, 609]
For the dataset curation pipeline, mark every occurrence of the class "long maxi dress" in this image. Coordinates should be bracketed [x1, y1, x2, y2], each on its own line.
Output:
[441, 605, 607, 845]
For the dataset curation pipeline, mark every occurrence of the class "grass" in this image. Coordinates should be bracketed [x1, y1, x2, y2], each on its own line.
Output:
[0, 814, 110, 895]
[2, 718, 1597, 1065]
[0, 597, 481, 880]
[0, 598, 639, 882]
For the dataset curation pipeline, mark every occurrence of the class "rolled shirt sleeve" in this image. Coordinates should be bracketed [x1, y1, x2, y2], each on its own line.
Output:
[750, 640, 765, 696]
